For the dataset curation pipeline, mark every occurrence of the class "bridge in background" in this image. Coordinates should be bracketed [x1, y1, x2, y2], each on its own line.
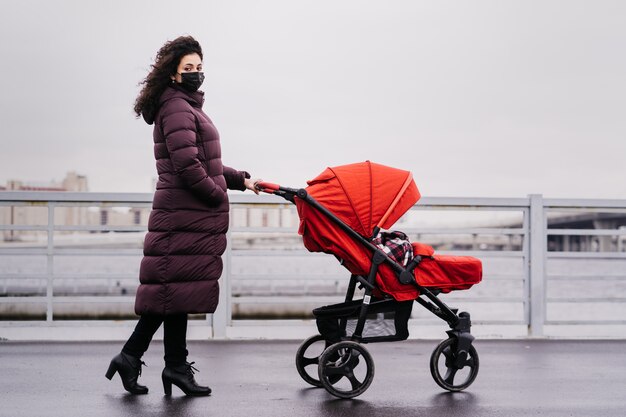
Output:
[503, 211, 626, 252]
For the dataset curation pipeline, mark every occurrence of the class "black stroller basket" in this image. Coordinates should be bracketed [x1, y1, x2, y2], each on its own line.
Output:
[314, 296, 414, 344]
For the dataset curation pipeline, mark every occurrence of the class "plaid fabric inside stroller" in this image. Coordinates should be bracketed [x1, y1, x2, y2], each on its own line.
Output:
[256, 161, 482, 399]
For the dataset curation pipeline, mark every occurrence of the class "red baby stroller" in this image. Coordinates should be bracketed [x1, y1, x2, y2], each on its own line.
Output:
[256, 161, 482, 399]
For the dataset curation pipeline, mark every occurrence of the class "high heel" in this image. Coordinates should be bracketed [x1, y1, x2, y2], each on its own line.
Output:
[105, 362, 117, 380]
[105, 352, 149, 395]
[162, 362, 211, 396]
[162, 377, 172, 396]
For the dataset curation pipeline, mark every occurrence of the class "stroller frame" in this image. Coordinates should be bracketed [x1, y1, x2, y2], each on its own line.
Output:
[267, 184, 479, 399]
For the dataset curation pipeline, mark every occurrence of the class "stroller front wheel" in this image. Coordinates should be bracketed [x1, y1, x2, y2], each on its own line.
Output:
[295, 334, 328, 387]
[318, 341, 375, 399]
[430, 337, 479, 392]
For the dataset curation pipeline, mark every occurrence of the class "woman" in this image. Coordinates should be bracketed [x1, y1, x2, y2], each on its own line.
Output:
[105, 36, 260, 396]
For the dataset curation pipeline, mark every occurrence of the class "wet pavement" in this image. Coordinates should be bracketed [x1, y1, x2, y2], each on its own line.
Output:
[1, 339, 625, 417]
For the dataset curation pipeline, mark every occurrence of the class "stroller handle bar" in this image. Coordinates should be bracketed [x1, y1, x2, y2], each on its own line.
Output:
[255, 181, 280, 193]
[255, 181, 300, 203]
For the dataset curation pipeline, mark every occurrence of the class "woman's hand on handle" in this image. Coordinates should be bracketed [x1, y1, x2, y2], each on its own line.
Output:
[244, 177, 262, 195]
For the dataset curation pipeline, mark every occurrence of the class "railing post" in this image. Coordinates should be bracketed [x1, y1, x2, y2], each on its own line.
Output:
[528, 194, 546, 337]
[46, 203, 55, 323]
[212, 226, 232, 339]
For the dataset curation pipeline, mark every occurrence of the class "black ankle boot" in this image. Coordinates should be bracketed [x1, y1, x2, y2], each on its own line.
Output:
[105, 352, 149, 395]
[162, 362, 211, 396]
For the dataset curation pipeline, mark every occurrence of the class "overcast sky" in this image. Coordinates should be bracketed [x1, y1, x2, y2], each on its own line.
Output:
[0, 0, 625, 199]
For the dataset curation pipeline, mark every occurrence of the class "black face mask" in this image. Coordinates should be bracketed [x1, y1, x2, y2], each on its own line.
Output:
[177, 72, 205, 92]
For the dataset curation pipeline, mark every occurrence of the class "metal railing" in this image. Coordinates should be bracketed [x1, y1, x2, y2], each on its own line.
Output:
[1, 191, 625, 340]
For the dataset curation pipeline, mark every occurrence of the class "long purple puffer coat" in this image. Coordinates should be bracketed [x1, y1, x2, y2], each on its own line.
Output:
[135, 85, 249, 315]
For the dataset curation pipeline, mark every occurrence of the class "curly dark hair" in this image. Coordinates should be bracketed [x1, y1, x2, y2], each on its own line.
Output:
[134, 36, 203, 122]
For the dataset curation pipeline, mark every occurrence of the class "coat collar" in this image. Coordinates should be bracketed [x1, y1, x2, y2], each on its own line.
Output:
[160, 85, 205, 108]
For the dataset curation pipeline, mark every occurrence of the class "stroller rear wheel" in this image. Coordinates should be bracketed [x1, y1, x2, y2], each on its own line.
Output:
[318, 341, 375, 399]
[430, 337, 479, 392]
[295, 334, 329, 387]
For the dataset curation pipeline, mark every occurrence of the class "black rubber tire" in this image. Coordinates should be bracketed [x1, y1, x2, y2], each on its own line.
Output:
[318, 341, 375, 399]
[429, 337, 479, 392]
[295, 334, 328, 387]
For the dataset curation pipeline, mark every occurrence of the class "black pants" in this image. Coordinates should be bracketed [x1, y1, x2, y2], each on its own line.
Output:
[122, 314, 188, 367]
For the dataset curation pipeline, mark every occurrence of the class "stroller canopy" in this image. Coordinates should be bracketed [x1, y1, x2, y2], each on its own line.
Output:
[296, 161, 481, 301]
[300, 161, 420, 238]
